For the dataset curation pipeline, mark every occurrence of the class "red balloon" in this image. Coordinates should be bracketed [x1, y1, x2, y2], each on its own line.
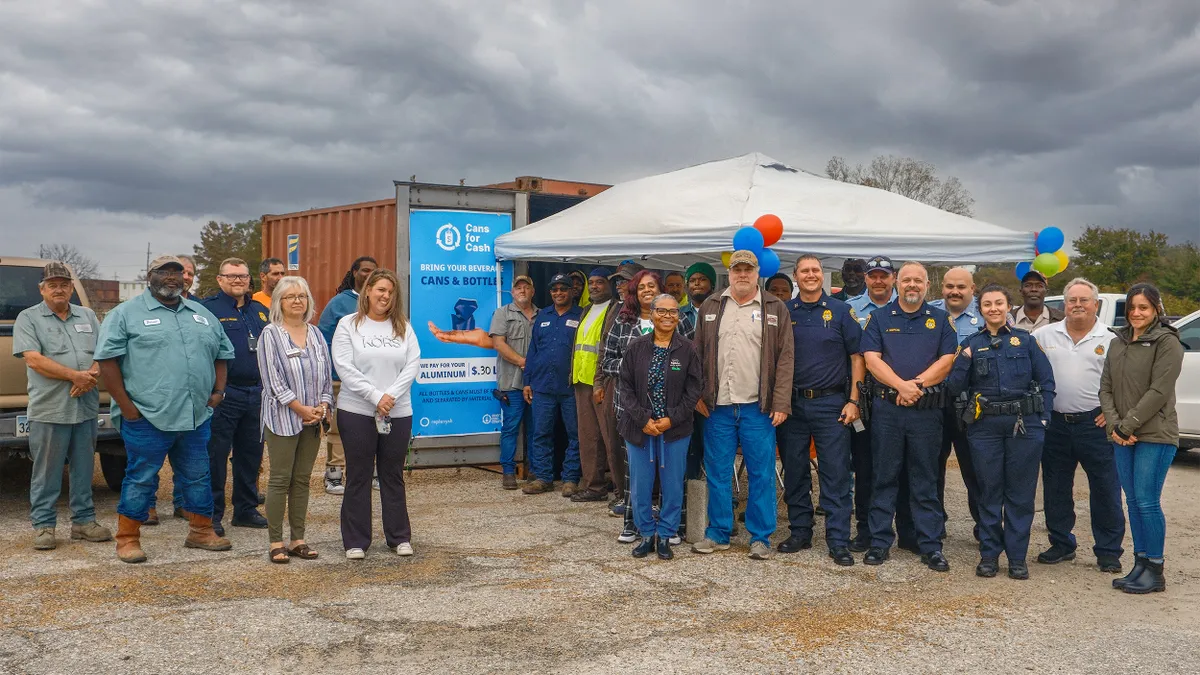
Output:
[753, 214, 783, 247]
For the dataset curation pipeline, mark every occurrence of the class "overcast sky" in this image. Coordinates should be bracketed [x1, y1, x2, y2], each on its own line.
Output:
[2, 0, 1197, 279]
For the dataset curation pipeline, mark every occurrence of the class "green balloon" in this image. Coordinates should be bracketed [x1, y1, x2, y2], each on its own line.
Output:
[1033, 252, 1060, 276]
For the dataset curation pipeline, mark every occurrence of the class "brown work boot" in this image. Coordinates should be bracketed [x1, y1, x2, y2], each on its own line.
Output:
[501, 474, 518, 490]
[115, 515, 147, 563]
[521, 479, 554, 494]
[561, 481, 578, 498]
[144, 507, 160, 526]
[184, 512, 232, 551]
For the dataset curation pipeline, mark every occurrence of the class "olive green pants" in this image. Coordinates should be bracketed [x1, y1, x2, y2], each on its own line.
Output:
[265, 426, 322, 542]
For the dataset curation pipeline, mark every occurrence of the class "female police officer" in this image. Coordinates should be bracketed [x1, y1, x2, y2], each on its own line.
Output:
[947, 284, 1055, 580]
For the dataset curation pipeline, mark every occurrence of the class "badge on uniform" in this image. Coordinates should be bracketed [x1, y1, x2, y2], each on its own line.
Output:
[1009, 336, 1021, 346]
[143, 318, 161, 326]
[258, 311, 267, 322]
[925, 318, 936, 329]
[849, 308, 858, 321]
[73, 323, 93, 333]
[705, 313, 717, 322]
[970, 316, 978, 325]
[192, 314, 209, 326]
[1094, 345, 1105, 355]
[539, 321, 551, 327]
[822, 309, 832, 324]
[766, 314, 778, 326]
[565, 319, 580, 328]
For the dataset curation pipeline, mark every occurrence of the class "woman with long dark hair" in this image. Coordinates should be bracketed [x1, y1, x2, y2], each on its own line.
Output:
[331, 269, 420, 560]
[1100, 283, 1184, 594]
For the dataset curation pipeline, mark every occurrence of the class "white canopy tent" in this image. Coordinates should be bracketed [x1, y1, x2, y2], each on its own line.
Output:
[494, 152, 1035, 269]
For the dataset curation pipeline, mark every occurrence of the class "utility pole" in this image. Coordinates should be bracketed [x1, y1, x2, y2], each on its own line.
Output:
[145, 243, 151, 279]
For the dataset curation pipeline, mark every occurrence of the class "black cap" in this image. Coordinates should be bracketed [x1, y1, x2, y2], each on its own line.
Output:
[1021, 269, 1048, 285]
[865, 255, 895, 274]
[548, 273, 571, 289]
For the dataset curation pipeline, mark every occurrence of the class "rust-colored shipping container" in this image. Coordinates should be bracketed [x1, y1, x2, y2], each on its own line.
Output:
[261, 199, 396, 314]
[484, 176, 610, 198]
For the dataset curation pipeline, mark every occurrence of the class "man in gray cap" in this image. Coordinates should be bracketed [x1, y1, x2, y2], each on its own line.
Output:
[12, 262, 112, 550]
[95, 255, 236, 563]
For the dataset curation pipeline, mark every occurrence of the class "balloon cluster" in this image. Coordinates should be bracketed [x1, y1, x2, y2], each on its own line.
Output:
[722, 214, 784, 278]
[1015, 226, 1069, 280]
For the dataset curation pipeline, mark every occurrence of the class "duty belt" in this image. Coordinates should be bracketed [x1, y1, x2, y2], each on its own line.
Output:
[794, 386, 842, 400]
[978, 398, 1038, 416]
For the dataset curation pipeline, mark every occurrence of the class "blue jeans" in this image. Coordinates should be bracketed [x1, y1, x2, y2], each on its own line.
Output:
[627, 435, 690, 538]
[530, 392, 579, 483]
[499, 390, 531, 475]
[118, 417, 215, 521]
[778, 394, 853, 547]
[704, 403, 777, 546]
[1043, 412, 1125, 558]
[1113, 441, 1176, 559]
[28, 420, 97, 529]
[869, 402, 944, 553]
[967, 415, 1044, 561]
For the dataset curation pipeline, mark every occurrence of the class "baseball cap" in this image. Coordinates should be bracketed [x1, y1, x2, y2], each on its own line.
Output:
[513, 275, 533, 287]
[148, 255, 185, 272]
[548, 273, 571, 289]
[608, 268, 634, 283]
[588, 267, 612, 280]
[728, 250, 759, 268]
[1021, 269, 1048, 285]
[864, 255, 895, 274]
[42, 262, 73, 281]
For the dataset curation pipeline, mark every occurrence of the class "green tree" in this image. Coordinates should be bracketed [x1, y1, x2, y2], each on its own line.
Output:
[192, 219, 262, 297]
[1157, 242, 1200, 302]
[1072, 226, 1168, 290]
[826, 155, 975, 217]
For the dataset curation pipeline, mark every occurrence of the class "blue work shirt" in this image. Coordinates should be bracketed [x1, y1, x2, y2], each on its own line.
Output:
[94, 289, 235, 432]
[786, 292, 862, 390]
[860, 300, 959, 381]
[947, 325, 1056, 412]
[524, 304, 583, 396]
[929, 298, 982, 345]
[200, 291, 269, 386]
[847, 289, 897, 328]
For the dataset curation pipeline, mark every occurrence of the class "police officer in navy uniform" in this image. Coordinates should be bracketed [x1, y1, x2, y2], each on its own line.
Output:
[200, 257, 270, 535]
[860, 261, 958, 571]
[777, 255, 865, 566]
[947, 284, 1055, 580]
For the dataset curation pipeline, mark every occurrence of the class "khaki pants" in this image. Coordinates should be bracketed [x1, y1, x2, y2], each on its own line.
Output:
[574, 383, 609, 494]
[599, 379, 624, 496]
[265, 426, 322, 542]
[325, 383, 346, 469]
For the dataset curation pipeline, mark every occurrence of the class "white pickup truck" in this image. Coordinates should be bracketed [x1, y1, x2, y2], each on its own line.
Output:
[1044, 293, 1200, 449]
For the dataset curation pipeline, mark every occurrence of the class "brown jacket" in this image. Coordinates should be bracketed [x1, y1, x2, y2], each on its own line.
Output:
[1099, 323, 1184, 445]
[591, 303, 620, 393]
[694, 290, 794, 415]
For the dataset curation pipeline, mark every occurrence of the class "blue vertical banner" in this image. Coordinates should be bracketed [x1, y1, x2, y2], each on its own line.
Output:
[408, 210, 513, 437]
[287, 234, 300, 270]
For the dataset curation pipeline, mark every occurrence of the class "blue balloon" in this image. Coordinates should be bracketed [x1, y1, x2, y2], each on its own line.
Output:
[758, 249, 781, 278]
[1036, 227, 1065, 254]
[732, 226, 765, 254]
[1015, 261, 1032, 281]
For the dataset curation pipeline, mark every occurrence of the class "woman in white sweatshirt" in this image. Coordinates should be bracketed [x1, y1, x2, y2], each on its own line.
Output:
[331, 269, 420, 559]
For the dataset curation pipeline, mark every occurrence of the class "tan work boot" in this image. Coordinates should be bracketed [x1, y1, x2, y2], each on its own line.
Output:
[561, 481, 578, 498]
[115, 515, 147, 563]
[71, 521, 114, 542]
[33, 528, 56, 550]
[521, 479, 553, 494]
[184, 512, 232, 551]
[144, 507, 160, 526]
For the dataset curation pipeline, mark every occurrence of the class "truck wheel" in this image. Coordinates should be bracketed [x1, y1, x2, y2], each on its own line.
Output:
[99, 453, 127, 492]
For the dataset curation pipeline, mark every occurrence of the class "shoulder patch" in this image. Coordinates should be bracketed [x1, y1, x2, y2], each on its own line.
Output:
[849, 308, 858, 320]
[259, 311, 267, 322]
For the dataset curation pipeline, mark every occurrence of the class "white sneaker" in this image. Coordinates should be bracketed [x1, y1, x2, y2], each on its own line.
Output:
[325, 467, 345, 495]
[345, 548, 366, 560]
[372, 476, 380, 491]
[393, 542, 414, 556]
[668, 535, 682, 546]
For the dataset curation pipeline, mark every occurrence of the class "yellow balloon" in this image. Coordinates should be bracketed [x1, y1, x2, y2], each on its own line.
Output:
[721, 251, 733, 268]
[1054, 250, 1069, 275]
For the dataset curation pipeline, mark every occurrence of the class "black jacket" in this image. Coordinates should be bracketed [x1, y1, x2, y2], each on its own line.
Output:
[617, 331, 703, 446]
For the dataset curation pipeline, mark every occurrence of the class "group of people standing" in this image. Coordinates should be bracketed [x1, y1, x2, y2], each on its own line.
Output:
[15, 254, 421, 563]
[489, 251, 1185, 593]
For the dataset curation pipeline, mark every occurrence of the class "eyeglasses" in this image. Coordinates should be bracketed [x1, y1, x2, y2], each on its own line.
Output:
[280, 295, 308, 303]
[219, 274, 251, 281]
[653, 308, 680, 318]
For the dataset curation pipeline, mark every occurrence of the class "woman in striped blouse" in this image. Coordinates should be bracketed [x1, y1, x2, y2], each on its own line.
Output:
[257, 276, 334, 564]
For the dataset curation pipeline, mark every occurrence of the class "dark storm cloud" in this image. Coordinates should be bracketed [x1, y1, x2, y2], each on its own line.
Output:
[0, 0, 1196, 278]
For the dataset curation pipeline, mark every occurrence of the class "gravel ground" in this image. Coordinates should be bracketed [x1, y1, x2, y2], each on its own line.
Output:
[1, 448, 1199, 674]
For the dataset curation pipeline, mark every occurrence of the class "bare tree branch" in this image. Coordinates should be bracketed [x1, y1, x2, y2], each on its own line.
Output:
[38, 243, 100, 280]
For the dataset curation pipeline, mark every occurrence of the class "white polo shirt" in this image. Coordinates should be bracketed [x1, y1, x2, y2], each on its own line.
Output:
[1032, 319, 1112, 414]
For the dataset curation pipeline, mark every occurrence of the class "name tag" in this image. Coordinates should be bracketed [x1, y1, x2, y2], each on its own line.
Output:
[73, 323, 94, 333]
[751, 310, 762, 322]
[540, 321, 551, 327]
[143, 318, 161, 326]
[193, 314, 210, 325]
[565, 319, 580, 328]
[705, 314, 717, 322]
[766, 314, 778, 327]
[284, 347, 302, 358]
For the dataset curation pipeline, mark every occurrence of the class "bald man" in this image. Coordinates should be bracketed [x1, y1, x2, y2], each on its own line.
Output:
[930, 267, 982, 541]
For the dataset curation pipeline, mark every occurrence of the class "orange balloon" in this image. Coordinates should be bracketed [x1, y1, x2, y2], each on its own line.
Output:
[753, 214, 784, 247]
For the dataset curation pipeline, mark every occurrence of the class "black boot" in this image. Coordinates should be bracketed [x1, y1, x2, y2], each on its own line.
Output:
[1113, 554, 1147, 590]
[657, 537, 674, 560]
[632, 535, 657, 558]
[1122, 559, 1165, 594]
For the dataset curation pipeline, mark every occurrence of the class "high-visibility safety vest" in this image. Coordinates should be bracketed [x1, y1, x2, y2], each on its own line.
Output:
[571, 303, 610, 386]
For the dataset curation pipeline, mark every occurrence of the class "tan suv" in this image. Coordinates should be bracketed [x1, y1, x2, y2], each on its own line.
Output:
[0, 257, 126, 489]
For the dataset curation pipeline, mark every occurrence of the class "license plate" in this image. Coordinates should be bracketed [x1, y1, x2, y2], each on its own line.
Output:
[15, 415, 30, 438]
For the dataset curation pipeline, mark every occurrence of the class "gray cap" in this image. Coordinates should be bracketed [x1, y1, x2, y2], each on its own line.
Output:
[42, 262, 73, 281]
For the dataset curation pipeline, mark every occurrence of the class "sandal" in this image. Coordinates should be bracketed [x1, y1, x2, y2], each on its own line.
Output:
[269, 547, 290, 564]
[287, 544, 319, 560]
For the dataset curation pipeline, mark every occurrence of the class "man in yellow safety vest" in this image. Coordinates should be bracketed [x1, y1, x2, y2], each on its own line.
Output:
[570, 268, 616, 502]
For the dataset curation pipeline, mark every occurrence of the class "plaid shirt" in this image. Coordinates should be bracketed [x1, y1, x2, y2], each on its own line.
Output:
[601, 312, 694, 420]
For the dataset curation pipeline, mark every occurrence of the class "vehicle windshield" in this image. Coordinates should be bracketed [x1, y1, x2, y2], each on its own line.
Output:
[0, 265, 80, 321]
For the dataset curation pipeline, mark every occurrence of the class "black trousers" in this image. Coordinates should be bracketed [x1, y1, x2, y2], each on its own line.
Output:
[337, 410, 412, 551]
[207, 384, 264, 524]
[850, 424, 872, 536]
[938, 405, 981, 536]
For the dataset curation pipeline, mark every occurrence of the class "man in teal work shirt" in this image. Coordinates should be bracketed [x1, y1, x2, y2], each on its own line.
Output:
[95, 255, 236, 563]
[13, 262, 113, 551]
